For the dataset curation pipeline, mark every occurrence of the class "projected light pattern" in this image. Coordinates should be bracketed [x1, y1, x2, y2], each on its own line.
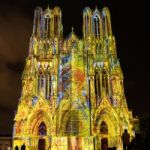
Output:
[13, 6, 139, 150]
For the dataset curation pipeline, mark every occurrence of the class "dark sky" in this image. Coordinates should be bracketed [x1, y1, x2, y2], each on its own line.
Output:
[0, 0, 150, 135]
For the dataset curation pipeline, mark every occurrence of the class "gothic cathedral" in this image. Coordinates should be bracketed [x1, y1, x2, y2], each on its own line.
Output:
[13, 6, 137, 150]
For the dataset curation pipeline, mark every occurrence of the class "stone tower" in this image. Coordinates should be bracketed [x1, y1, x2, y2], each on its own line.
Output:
[13, 6, 137, 150]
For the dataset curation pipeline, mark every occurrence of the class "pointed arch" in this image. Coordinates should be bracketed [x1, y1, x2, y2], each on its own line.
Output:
[54, 15, 58, 36]
[53, 7, 62, 37]
[94, 102, 120, 137]
[63, 109, 90, 136]
[83, 7, 92, 37]
[102, 70, 109, 96]
[92, 9, 103, 38]
[94, 69, 101, 106]
[27, 110, 51, 135]
[43, 9, 52, 38]
[58, 100, 90, 136]
[65, 110, 80, 135]
[38, 65, 45, 96]
[38, 122, 47, 136]
[94, 110, 118, 136]
[101, 7, 112, 38]
[100, 121, 108, 134]
[45, 65, 51, 99]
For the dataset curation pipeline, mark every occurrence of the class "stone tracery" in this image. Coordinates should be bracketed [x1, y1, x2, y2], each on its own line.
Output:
[13, 6, 138, 150]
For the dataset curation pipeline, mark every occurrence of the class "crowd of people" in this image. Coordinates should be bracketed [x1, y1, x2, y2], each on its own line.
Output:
[15, 143, 25, 150]
[121, 128, 150, 150]
[107, 125, 150, 150]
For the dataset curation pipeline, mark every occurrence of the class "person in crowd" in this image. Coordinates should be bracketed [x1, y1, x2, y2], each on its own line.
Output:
[122, 129, 130, 150]
[15, 145, 19, 150]
[21, 143, 26, 150]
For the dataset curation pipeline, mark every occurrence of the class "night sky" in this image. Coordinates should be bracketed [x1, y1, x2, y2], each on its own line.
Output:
[0, 0, 150, 135]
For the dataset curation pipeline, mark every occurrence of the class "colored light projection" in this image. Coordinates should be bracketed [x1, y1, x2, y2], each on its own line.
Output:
[58, 54, 71, 104]
[12, 6, 139, 150]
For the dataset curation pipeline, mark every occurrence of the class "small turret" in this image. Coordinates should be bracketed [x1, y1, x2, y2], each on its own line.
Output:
[53, 6, 63, 38]
[33, 7, 43, 38]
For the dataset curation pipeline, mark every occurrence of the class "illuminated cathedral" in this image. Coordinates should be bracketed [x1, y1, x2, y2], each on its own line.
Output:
[13, 6, 137, 150]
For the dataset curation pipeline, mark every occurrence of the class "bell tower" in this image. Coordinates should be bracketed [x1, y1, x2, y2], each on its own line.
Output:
[13, 6, 138, 150]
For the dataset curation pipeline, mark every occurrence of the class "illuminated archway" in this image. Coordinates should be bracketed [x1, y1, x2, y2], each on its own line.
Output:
[27, 110, 51, 136]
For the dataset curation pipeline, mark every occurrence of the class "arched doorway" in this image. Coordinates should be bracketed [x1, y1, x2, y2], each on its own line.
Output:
[38, 122, 47, 150]
[100, 121, 108, 150]
[38, 139, 45, 150]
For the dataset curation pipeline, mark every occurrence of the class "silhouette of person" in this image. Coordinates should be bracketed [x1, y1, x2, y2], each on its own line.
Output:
[21, 143, 26, 150]
[122, 129, 130, 150]
[15, 145, 19, 150]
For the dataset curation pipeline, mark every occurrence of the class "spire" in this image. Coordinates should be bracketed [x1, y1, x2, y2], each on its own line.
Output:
[67, 27, 78, 41]
[47, 4, 50, 10]
[72, 26, 74, 33]
[94, 5, 99, 13]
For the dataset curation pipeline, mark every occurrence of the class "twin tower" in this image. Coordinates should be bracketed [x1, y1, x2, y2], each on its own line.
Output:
[13, 6, 137, 150]
[32, 6, 112, 39]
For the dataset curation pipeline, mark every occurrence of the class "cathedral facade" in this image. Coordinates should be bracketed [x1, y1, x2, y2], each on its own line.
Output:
[13, 6, 136, 150]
